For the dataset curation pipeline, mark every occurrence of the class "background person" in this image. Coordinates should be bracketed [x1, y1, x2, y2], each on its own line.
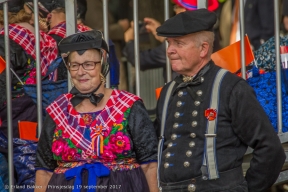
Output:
[154, 9, 285, 192]
[34, 30, 158, 192]
[0, 0, 58, 188]
[24, 0, 120, 88]
[123, 0, 220, 82]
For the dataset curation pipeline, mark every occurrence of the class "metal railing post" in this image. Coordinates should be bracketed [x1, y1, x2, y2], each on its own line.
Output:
[274, 0, 283, 134]
[65, 0, 77, 91]
[32, 0, 43, 137]
[102, 0, 110, 88]
[133, 0, 140, 96]
[239, 0, 246, 79]
[164, 0, 171, 82]
[197, 0, 207, 9]
[1, 0, 14, 189]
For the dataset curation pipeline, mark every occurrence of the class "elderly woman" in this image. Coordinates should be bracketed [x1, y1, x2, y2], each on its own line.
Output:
[34, 30, 158, 192]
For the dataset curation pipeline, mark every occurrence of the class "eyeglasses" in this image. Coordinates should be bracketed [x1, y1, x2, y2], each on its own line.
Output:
[68, 61, 101, 71]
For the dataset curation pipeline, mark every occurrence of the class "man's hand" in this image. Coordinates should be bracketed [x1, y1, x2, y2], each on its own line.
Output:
[144, 17, 165, 42]
[124, 22, 134, 42]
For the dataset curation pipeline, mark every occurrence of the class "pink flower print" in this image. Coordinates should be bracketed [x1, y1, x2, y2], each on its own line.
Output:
[115, 114, 124, 124]
[102, 126, 111, 137]
[25, 77, 36, 84]
[29, 69, 36, 77]
[52, 139, 67, 156]
[109, 132, 131, 154]
[62, 148, 80, 161]
[102, 145, 116, 161]
[25, 69, 37, 84]
[62, 130, 70, 139]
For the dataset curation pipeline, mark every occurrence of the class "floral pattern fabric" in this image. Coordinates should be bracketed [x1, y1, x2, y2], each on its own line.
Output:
[253, 36, 288, 71]
[46, 90, 142, 173]
[52, 108, 133, 162]
[0, 132, 37, 192]
[247, 67, 288, 133]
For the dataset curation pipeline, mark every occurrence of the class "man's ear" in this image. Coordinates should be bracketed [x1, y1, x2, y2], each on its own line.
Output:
[200, 42, 209, 58]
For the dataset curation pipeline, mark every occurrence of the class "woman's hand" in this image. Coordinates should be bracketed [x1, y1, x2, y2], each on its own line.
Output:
[34, 170, 53, 192]
[141, 162, 159, 192]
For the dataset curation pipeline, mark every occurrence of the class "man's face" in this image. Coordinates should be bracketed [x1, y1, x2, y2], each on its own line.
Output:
[284, 16, 288, 31]
[166, 34, 201, 76]
[48, 9, 66, 29]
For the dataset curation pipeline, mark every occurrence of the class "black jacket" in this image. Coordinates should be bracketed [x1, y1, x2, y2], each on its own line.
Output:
[0, 35, 34, 107]
[0, 35, 38, 138]
[154, 61, 285, 191]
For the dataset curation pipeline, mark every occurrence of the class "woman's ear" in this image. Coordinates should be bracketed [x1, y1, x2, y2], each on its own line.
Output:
[200, 42, 209, 58]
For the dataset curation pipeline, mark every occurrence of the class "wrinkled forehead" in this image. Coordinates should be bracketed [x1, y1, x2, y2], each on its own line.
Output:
[166, 33, 196, 41]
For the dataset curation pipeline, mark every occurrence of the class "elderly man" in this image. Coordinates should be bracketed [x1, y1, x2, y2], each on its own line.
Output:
[154, 9, 285, 192]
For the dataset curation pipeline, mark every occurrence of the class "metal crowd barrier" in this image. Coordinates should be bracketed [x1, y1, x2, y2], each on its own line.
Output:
[1, 0, 13, 189]
[1, 0, 288, 191]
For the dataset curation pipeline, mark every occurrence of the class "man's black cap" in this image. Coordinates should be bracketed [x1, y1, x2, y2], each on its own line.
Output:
[156, 9, 217, 37]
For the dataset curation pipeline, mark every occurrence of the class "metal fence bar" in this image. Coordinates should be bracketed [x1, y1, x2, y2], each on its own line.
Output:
[65, 0, 77, 91]
[2, 1, 14, 189]
[32, 0, 43, 138]
[164, 0, 171, 82]
[239, 0, 246, 79]
[197, 0, 207, 9]
[274, 0, 283, 134]
[102, 0, 110, 88]
[133, 0, 140, 96]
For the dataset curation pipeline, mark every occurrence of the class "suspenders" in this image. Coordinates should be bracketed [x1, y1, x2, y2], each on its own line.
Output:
[157, 69, 228, 189]
[157, 81, 176, 190]
[201, 69, 228, 180]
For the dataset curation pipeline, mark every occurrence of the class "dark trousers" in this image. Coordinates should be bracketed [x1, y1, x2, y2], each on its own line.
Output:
[160, 167, 248, 192]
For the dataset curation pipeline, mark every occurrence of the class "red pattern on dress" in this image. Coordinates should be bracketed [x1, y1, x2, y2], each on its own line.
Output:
[48, 21, 91, 38]
[0, 24, 58, 76]
[47, 89, 141, 158]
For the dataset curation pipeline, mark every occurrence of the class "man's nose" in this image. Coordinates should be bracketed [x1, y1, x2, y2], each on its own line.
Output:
[167, 45, 175, 55]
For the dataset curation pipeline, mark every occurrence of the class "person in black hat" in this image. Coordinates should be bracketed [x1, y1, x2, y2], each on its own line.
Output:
[34, 29, 158, 192]
[123, 1, 221, 85]
[154, 9, 285, 192]
[0, 0, 57, 118]
[23, 0, 120, 89]
[0, 0, 58, 189]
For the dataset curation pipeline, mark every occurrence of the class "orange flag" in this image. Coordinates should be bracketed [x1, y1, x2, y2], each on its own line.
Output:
[211, 35, 254, 73]
[18, 121, 38, 141]
[0, 56, 5, 74]
[155, 86, 163, 100]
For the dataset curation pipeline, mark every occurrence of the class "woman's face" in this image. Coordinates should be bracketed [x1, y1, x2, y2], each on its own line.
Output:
[48, 9, 66, 28]
[23, 4, 48, 32]
[68, 49, 102, 93]
[23, 4, 34, 26]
